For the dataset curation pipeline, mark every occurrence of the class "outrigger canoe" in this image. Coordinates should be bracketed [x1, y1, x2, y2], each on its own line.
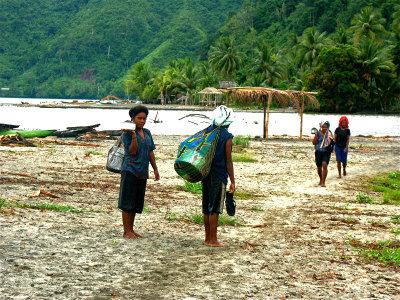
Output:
[0, 129, 57, 138]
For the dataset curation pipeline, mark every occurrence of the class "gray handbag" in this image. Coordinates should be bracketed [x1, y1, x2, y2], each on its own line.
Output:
[106, 134, 125, 173]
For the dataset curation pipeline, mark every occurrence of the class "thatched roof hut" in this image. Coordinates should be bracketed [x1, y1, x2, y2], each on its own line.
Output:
[198, 87, 224, 107]
[227, 87, 318, 139]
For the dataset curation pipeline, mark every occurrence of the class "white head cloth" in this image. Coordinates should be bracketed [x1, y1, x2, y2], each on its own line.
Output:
[212, 105, 234, 126]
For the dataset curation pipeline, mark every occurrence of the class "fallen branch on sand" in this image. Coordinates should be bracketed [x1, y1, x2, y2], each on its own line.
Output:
[27, 189, 60, 198]
[0, 133, 36, 147]
[1, 170, 36, 178]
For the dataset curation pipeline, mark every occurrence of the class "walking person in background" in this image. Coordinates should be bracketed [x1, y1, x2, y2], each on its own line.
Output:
[119, 105, 159, 238]
[313, 121, 334, 187]
[202, 106, 235, 247]
[334, 116, 351, 178]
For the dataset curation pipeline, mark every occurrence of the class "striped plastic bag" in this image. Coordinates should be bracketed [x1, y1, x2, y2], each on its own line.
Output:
[174, 127, 220, 183]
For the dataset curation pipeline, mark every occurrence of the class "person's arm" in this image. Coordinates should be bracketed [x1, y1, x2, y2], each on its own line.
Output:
[149, 151, 160, 181]
[345, 134, 350, 153]
[125, 130, 138, 154]
[312, 132, 318, 145]
[334, 133, 338, 143]
[225, 138, 235, 193]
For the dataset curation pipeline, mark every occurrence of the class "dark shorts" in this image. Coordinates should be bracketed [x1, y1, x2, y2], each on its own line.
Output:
[118, 170, 147, 213]
[315, 150, 331, 167]
[335, 145, 348, 163]
[201, 172, 226, 215]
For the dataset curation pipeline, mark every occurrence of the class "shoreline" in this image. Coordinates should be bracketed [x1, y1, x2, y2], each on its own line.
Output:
[1, 102, 400, 115]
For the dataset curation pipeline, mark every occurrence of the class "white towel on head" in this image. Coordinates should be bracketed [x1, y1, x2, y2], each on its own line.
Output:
[212, 105, 234, 126]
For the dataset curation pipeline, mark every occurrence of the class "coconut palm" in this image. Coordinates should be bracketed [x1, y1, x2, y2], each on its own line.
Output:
[330, 26, 351, 46]
[392, 5, 400, 34]
[296, 27, 327, 70]
[208, 36, 243, 80]
[357, 39, 395, 106]
[350, 7, 387, 45]
[252, 42, 286, 87]
[124, 62, 155, 100]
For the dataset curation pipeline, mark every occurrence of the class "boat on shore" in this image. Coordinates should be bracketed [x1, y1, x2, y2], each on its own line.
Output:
[0, 129, 57, 138]
[51, 124, 100, 138]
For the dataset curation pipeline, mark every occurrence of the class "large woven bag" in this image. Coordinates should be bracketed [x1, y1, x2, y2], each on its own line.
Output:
[174, 127, 221, 183]
[106, 134, 125, 173]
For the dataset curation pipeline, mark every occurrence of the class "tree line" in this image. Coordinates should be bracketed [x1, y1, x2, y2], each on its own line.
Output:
[125, 4, 400, 113]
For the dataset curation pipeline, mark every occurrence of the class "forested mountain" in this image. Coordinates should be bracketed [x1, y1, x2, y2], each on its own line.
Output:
[0, 0, 243, 98]
[1, 0, 400, 112]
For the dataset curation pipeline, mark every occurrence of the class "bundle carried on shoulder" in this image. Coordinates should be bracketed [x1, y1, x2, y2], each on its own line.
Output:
[174, 127, 220, 183]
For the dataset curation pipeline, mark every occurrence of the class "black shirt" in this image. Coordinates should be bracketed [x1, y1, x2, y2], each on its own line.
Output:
[334, 127, 351, 147]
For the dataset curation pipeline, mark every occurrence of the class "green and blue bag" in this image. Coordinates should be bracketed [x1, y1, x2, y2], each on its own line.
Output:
[174, 126, 221, 183]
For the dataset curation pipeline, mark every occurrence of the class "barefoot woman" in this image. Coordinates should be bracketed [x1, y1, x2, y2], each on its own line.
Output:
[202, 105, 235, 247]
[313, 121, 334, 187]
[334, 116, 351, 178]
[119, 105, 159, 238]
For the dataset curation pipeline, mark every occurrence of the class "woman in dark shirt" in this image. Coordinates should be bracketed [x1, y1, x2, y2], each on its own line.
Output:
[312, 121, 334, 187]
[334, 116, 351, 178]
[119, 105, 159, 238]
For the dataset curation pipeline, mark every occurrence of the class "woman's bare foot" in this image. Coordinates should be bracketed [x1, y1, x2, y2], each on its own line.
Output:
[337, 175, 342, 178]
[123, 231, 139, 238]
[318, 181, 322, 185]
[343, 169, 347, 176]
[205, 240, 229, 247]
[132, 231, 142, 238]
[321, 184, 326, 187]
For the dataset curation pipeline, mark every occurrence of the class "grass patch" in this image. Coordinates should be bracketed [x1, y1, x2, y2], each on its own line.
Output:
[355, 193, 374, 204]
[349, 239, 400, 266]
[391, 215, 400, 224]
[0, 198, 5, 211]
[250, 206, 264, 211]
[233, 135, 250, 148]
[232, 152, 257, 162]
[4, 200, 83, 213]
[86, 150, 103, 155]
[367, 171, 400, 205]
[167, 212, 242, 226]
[177, 180, 202, 195]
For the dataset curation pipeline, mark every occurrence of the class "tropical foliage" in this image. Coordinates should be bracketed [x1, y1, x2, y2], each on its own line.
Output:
[1, 0, 400, 112]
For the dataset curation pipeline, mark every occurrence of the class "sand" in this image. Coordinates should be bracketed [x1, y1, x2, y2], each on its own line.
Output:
[1, 134, 400, 299]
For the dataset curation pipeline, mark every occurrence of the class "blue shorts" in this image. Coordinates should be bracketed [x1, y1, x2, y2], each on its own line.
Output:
[335, 145, 348, 163]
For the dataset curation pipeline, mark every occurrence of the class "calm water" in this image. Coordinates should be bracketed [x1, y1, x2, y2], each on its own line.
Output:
[1, 98, 399, 136]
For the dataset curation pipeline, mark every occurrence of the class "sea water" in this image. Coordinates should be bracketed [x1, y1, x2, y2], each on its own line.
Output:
[0, 101, 399, 137]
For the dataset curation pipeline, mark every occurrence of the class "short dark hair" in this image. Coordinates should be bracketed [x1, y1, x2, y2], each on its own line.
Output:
[129, 105, 149, 118]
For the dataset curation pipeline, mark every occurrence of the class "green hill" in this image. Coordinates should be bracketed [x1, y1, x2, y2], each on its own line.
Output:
[0, 0, 243, 98]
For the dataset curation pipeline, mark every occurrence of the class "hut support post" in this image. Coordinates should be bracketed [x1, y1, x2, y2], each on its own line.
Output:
[300, 97, 304, 139]
[265, 93, 272, 140]
[262, 95, 266, 139]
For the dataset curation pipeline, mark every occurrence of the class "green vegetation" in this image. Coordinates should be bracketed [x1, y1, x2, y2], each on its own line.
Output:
[349, 239, 400, 266]
[2, 1, 399, 112]
[355, 193, 374, 204]
[232, 135, 251, 148]
[86, 150, 103, 156]
[0, 198, 5, 211]
[232, 152, 257, 162]
[177, 180, 202, 195]
[167, 211, 242, 226]
[3, 200, 83, 213]
[368, 171, 400, 205]
[250, 206, 264, 212]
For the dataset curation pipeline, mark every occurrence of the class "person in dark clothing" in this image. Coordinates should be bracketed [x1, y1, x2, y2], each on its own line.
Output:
[334, 116, 351, 178]
[202, 105, 235, 247]
[313, 121, 334, 187]
[119, 105, 159, 238]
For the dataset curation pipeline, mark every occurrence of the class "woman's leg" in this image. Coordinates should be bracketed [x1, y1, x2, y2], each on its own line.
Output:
[122, 211, 138, 238]
[337, 161, 342, 178]
[321, 161, 328, 187]
[317, 166, 323, 185]
[343, 163, 347, 176]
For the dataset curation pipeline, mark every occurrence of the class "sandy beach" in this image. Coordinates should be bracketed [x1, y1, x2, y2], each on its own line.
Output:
[1, 134, 400, 299]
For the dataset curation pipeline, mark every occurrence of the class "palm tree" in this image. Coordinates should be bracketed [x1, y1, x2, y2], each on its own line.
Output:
[392, 5, 400, 34]
[357, 39, 395, 107]
[252, 42, 286, 87]
[296, 27, 327, 70]
[208, 36, 243, 80]
[330, 26, 351, 46]
[350, 7, 387, 45]
[124, 62, 155, 100]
